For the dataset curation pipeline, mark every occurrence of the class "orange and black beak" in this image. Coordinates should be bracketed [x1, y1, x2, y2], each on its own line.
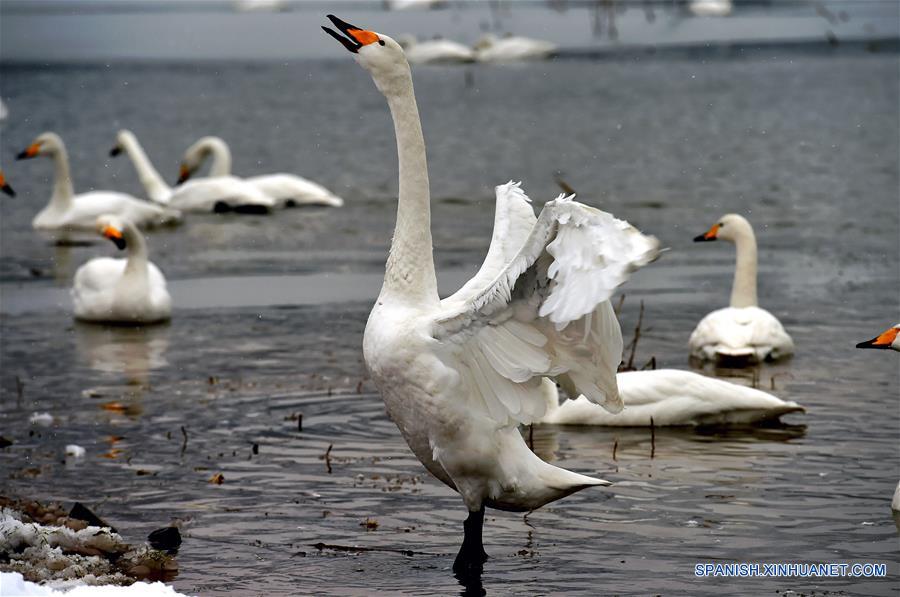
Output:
[322, 14, 383, 53]
[0, 172, 14, 197]
[109, 145, 122, 158]
[16, 142, 41, 160]
[856, 327, 898, 350]
[102, 225, 127, 250]
[694, 223, 719, 242]
[176, 163, 193, 185]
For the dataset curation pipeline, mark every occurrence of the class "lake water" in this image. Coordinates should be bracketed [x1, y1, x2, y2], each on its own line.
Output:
[1, 36, 898, 597]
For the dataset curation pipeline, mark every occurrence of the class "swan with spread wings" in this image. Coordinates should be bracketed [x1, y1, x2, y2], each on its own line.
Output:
[323, 15, 659, 574]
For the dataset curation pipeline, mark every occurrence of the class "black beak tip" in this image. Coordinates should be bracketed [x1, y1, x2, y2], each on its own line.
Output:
[2, 184, 15, 198]
[855, 339, 876, 349]
[15, 150, 29, 160]
[112, 237, 127, 250]
[693, 234, 707, 242]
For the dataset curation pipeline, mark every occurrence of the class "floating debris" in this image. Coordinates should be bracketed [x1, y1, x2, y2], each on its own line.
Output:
[208, 473, 225, 485]
[29, 413, 54, 427]
[65, 445, 86, 459]
[360, 517, 379, 531]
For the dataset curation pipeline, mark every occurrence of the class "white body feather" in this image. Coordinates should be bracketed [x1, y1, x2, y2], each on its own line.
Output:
[402, 38, 475, 64]
[689, 306, 794, 362]
[540, 370, 804, 426]
[34, 190, 180, 231]
[245, 173, 343, 208]
[475, 35, 557, 62]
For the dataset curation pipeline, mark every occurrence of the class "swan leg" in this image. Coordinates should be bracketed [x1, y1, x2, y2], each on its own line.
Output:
[453, 507, 488, 577]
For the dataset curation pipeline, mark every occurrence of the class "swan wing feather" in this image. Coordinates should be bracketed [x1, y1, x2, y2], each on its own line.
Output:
[434, 191, 659, 426]
[442, 181, 536, 306]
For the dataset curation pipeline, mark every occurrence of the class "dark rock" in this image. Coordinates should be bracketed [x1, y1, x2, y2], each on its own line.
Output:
[69, 502, 116, 532]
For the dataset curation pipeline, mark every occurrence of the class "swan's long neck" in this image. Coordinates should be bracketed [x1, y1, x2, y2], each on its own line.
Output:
[122, 223, 150, 280]
[49, 146, 75, 208]
[205, 138, 232, 177]
[380, 69, 438, 305]
[121, 135, 171, 203]
[730, 223, 758, 308]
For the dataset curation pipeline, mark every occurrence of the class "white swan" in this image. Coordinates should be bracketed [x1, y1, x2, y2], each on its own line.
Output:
[856, 323, 900, 351]
[72, 215, 171, 324]
[690, 214, 794, 364]
[398, 35, 475, 64]
[856, 324, 900, 511]
[322, 15, 659, 574]
[15, 133, 182, 231]
[0, 170, 14, 197]
[539, 370, 804, 427]
[178, 136, 343, 209]
[689, 0, 733, 17]
[474, 34, 557, 62]
[110, 130, 274, 214]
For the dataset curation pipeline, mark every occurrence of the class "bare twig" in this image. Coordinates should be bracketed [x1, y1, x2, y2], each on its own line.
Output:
[554, 173, 577, 196]
[528, 425, 534, 451]
[769, 372, 794, 391]
[180, 426, 188, 456]
[311, 542, 432, 557]
[650, 416, 656, 459]
[15, 376, 24, 401]
[614, 294, 626, 316]
[612, 439, 618, 461]
[641, 356, 657, 371]
[324, 444, 333, 474]
[625, 300, 645, 371]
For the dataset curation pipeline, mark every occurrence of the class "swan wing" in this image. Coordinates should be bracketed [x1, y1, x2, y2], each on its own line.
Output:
[433, 193, 659, 426]
[442, 181, 536, 306]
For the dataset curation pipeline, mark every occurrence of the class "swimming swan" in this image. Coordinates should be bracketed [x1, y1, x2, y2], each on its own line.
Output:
[474, 34, 557, 62]
[856, 324, 900, 511]
[16, 132, 181, 231]
[539, 370, 804, 427]
[689, 214, 794, 364]
[0, 170, 15, 197]
[177, 136, 343, 209]
[110, 130, 274, 214]
[322, 15, 659, 575]
[72, 215, 171, 324]
[398, 35, 475, 63]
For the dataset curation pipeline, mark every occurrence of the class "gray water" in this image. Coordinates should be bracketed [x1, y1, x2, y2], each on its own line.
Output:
[1, 48, 899, 595]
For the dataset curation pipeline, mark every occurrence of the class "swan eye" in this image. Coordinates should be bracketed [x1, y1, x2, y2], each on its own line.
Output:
[718, 222, 724, 227]
[378, 40, 385, 46]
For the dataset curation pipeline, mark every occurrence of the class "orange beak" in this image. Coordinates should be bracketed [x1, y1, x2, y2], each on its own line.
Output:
[16, 142, 42, 160]
[694, 223, 720, 242]
[856, 327, 899, 350]
[0, 171, 12, 198]
[322, 15, 383, 53]
[102, 225, 126, 250]
[176, 163, 192, 185]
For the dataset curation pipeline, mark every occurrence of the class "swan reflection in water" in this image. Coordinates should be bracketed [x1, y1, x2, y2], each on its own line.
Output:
[74, 321, 170, 386]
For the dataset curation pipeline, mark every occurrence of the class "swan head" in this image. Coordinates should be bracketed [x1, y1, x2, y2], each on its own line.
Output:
[110, 129, 136, 157]
[856, 324, 900, 351]
[177, 136, 227, 184]
[0, 170, 14, 198]
[96, 215, 128, 250]
[693, 213, 751, 243]
[15, 132, 63, 160]
[322, 15, 410, 96]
